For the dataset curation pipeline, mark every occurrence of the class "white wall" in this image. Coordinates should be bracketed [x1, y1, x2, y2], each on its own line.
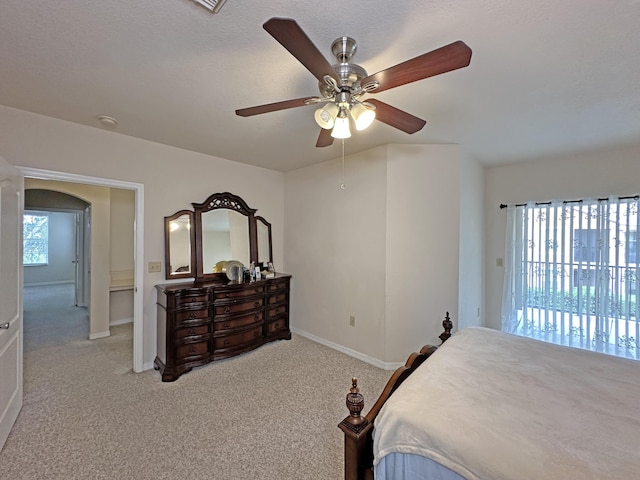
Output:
[484, 144, 640, 331]
[23, 211, 75, 285]
[110, 188, 134, 274]
[284, 146, 388, 361]
[459, 153, 484, 329]
[285, 143, 484, 365]
[385, 145, 460, 359]
[0, 105, 285, 368]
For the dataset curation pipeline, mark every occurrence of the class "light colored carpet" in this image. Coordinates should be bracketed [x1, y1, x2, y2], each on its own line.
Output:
[1, 285, 390, 480]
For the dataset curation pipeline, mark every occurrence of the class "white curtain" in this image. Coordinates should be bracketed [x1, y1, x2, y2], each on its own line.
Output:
[501, 197, 640, 360]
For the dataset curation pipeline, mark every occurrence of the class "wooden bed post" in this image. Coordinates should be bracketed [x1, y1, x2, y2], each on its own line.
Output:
[439, 311, 453, 344]
[340, 313, 452, 480]
[338, 378, 374, 480]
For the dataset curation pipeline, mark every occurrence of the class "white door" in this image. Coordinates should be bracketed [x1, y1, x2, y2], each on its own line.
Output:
[0, 155, 23, 451]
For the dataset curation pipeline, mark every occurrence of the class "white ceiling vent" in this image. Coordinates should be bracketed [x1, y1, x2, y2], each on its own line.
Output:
[191, 0, 228, 13]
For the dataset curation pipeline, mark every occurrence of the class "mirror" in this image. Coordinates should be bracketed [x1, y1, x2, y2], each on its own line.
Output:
[164, 192, 274, 281]
[164, 210, 195, 279]
[193, 192, 258, 281]
[256, 216, 272, 265]
[200, 209, 250, 273]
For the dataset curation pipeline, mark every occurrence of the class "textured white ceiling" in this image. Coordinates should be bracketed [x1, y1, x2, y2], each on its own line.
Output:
[1, 0, 639, 172]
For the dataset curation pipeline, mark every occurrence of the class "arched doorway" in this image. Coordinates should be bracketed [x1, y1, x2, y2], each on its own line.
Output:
[19, 167, 144, 373]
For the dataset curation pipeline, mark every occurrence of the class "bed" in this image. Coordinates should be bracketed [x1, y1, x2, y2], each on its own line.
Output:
[339, 317, 640, 480]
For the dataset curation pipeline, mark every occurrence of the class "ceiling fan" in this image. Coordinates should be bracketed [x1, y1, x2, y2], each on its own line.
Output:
[235, 17, 472, 148]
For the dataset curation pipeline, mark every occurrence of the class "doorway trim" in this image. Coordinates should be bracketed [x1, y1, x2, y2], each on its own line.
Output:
[17, 166, 144, 373]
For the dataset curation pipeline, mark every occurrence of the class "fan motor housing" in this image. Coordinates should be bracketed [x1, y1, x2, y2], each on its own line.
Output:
[317, 36, 369, 98]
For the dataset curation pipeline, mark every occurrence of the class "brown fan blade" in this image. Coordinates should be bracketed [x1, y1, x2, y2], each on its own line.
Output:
[363, 41, 472, 94]
[316, 128, 334, 148]
[236, 97, 315, 117]
[367, 99, 426, 134]
[263, 18, 338, 83]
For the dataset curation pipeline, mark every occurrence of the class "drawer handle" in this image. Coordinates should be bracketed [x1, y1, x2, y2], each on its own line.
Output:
[223, 339, 230, 346]
[253, 330, 259, 337]
[189, 346, 197, 355]
[254, 301, 260, 308]
[222, 322, 230, 329]
[189, 312, 197, 319]
[274, 323, 279, 329]
[254, 314, 260, 321]
[188, 328, 197, 335]
[224, 307, 230, 314]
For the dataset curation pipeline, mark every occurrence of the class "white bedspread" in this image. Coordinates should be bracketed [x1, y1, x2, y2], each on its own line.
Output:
[373, 327, 640, 479]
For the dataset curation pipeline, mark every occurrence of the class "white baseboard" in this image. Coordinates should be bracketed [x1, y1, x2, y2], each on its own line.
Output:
[142, 361, 156, 372]
[290, 327, 403, 371]
[110, 317, 133, 326]
[89, 330, 110, 340]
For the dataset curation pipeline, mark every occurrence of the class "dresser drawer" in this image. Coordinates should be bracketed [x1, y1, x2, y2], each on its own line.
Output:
[175, 324, 210, 339]
[214, 285, 264, 301]
[176, 307, 210, 323]
[266, 318, 287, 335]
[214, 312, 263, 332]
[267, 304, 288, 319]
[214, 325, 263, 350]
[214, 297, 264, 316]
[267, 292, 288, 305]
[174, 290, 209, 306]
[266, 279, 289, 292]
[176, 340, 210, 362]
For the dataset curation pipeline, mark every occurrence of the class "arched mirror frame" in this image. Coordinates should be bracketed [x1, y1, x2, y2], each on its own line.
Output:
[192, 192, 258, 282]
[164, 210, 196, 280]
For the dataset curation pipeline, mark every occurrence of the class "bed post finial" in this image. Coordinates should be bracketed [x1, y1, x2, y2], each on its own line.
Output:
[439, 311, 453, 344]
[344, 378, 366, 426]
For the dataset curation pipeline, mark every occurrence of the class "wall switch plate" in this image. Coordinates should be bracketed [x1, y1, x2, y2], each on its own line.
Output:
[349, 315, 356, 327]
[496, 257, 504, 267]
[148, 261, 162, 273]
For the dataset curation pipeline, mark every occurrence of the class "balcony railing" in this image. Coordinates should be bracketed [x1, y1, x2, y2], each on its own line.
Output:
[512, 261, 639, 360]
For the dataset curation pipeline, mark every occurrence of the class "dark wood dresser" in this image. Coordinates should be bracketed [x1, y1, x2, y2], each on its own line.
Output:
[155, 273, 291, 382]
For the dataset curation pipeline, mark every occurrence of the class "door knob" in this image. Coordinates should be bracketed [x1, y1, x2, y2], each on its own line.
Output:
[0, 322, 9, 330]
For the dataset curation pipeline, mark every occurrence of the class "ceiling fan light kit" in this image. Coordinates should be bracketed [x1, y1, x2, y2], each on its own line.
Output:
[314, 102, 339, 129]
[351, 102, 376, 131]
[235, 17, 472, 148]
[331, 110, 351, 139]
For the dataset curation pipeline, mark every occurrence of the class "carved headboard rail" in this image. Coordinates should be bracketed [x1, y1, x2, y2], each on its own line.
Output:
[339, 312, 453, 480]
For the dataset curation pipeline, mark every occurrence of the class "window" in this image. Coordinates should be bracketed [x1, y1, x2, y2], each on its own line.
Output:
[502, 197, 640, 360]
[23, 212, 49, 265]
[573, 229, 600, 263]
[627, 231, 638, 264]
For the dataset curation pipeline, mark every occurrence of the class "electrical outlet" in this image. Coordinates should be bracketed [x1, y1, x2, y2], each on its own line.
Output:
[349, 315, 356, 327]
[148, 261, 162, 273]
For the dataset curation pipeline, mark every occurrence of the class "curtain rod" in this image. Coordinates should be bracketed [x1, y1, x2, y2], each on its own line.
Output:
[499, 195, 639, 209]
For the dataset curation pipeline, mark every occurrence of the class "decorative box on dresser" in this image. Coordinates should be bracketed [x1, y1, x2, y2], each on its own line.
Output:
[155, 274, 291, 382]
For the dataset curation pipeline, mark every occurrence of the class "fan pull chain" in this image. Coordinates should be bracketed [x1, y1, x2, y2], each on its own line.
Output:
[340, 138, 346, 190]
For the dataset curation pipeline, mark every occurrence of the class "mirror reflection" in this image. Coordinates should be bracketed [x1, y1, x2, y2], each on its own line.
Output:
[201, 209, 250, 273]
[167, 213, 193, 276]
[257, 216, 272, 265]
